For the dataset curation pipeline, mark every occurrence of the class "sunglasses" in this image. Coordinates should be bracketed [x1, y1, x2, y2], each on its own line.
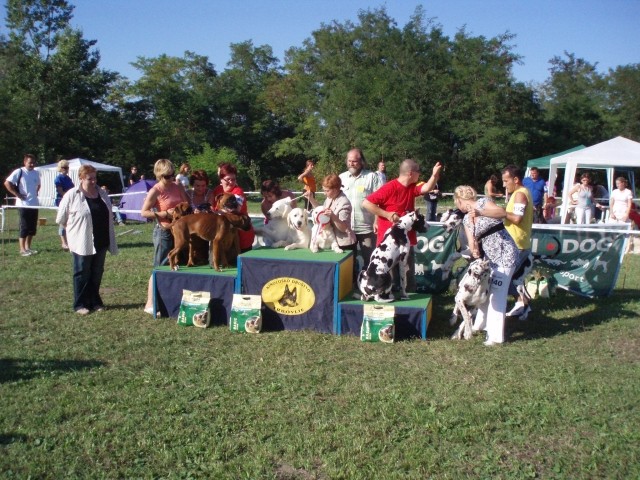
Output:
[162, 173, 175, 179]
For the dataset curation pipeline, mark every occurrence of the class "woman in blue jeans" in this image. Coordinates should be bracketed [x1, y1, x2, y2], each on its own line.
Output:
[56, 165, 118, 315]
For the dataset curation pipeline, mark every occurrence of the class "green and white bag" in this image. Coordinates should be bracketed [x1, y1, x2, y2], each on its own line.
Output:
[177, 289, 211, 328]
[230, 294, 262, 333]
[361, 304, 395, 343]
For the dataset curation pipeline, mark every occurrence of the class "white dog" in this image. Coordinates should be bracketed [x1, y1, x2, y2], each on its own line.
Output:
[283, 207, 311, 250]
[259, 197, 293, 247]
[449, 258, 491, 340]
[309, 206, 343, 253]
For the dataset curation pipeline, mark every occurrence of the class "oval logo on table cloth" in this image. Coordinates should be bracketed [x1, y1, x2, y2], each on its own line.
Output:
[261, 277, 315, 315]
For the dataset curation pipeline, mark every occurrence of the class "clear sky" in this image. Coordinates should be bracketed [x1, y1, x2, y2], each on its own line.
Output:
[7, 0, 640, 84]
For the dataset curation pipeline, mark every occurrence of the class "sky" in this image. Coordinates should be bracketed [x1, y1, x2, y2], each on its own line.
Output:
[5, 0, 640, 84]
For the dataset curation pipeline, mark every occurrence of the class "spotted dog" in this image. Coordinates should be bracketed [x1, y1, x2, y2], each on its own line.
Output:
[450, 258, 491, 340]
[438, 208, 472, 282]
[357, 211, 428, 302]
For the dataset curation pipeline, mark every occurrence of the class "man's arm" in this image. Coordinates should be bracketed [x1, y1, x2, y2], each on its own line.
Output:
[4, 179, 23, 200]
[363, 199, 396, 223]
[418, 162, 443, 195]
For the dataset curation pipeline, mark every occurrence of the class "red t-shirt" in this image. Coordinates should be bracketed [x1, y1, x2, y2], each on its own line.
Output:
[213, 185, 255, 251]
[366, 179, 425, 246]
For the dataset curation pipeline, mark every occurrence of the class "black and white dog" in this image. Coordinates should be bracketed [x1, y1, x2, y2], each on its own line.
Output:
[357, 211, 428, 302]
[449, 258, 491, 340]
[440, 207, 539, 314]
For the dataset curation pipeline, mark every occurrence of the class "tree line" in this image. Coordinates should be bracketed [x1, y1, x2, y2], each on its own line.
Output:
[1, 0, 638, 192]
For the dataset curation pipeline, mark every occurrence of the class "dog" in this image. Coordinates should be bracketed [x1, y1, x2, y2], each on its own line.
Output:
[449, 258, 491, 340]
[357, 210, 428, 302]
[168, 193, 251, 271]
[171, 202, 194, 221]
[440, 208, 465, 232]
[283, 207, 312, 250]
[378, 324, 394, 343]
[278, 284, 298, 307]
[259, 197, 294, 247]
[309, 206, 343, 253]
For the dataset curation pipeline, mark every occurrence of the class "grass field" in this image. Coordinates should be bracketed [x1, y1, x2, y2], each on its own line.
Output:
[1, 206, 639, 479]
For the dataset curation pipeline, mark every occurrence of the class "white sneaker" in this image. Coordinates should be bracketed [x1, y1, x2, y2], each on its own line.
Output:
[507, 301, 525, 317]
[483, 339, 501, 346]
[20, 251, 32, 257]
[75, 307, 90, 315]
[27, 249, 38, 254]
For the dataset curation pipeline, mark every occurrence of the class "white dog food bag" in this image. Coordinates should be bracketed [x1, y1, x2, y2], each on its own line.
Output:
[177, 289, 211, 328]
[361, 304, 395, 343]
[230, 294, 263, 333]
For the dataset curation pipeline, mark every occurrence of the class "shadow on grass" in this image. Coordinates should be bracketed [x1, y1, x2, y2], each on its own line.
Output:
[0, 433, 29, 445]
[508, 287, 639, 342]
[116, 241, 153, 249]
[0, 358, 105, 384]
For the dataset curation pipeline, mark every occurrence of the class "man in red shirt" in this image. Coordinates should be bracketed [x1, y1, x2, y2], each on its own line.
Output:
[363, 159, 442, 292]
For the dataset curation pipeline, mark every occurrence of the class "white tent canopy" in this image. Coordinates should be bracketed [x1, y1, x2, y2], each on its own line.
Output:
[35, 158, 125, 207]
[548, 137, 640, 223]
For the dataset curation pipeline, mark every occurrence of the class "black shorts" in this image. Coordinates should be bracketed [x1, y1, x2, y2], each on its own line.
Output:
[19, 208, 38, 238]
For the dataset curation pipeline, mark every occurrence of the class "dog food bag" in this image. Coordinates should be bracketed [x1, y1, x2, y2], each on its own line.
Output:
[230, 294, 262, 333]
[177, 289, 211, 328]
[361, 304, 395, 343]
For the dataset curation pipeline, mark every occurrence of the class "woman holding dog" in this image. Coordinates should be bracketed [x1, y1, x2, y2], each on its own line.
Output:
[213, 163, 255, 252]
[454, 185, 518, 346]
[56, 164, 118, 315]
[305, 174, 357, 256]
[141, 159, 190, 314]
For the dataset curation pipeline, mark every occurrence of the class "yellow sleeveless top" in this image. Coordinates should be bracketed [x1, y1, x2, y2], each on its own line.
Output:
[505, 186, 533, 250]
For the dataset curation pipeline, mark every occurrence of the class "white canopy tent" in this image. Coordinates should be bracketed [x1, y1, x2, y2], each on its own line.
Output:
[35, 158, 125, 207]
[548, 137, 640, 223]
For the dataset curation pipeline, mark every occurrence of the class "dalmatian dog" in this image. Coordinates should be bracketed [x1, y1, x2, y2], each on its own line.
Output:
[258, 197, 294, 247]
[309, 206, 343, 253]
[450, 258, 491, 340]
[441, 207, 538, 303]
[357, 210, 428, 302]
[437, 209, 473, 283]
[283, 207, 311, 251]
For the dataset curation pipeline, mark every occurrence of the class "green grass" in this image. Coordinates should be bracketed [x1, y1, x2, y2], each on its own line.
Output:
[1, 207, 639, 479]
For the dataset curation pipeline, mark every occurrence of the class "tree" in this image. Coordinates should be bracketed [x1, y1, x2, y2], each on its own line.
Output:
[540, 52, 610, 149]
[2, 0, 118, 166]
[604, 64, 640, 141]
[216, 40, 294, 181]
[130, 51, 220, 161]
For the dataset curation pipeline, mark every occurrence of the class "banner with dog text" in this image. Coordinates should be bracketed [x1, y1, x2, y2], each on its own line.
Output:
[414, 224, 460, 294]
[527, 223, 630, 298]
[414, 223, 631, 298]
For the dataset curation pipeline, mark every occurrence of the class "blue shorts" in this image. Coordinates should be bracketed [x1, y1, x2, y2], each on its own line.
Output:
[153, 224, 174, 267]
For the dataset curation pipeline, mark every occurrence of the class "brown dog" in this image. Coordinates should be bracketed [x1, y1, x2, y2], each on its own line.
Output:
[168, 193, 251, 271]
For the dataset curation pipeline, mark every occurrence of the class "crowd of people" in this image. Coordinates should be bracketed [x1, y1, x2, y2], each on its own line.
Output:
[3, 152, 637, 343]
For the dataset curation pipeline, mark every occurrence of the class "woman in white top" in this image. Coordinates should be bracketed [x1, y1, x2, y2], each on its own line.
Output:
[609, 177, 633, 223]
[56, 165, 118, 314]
[175, 163, 191, 189]
[568, 173, 594, 225]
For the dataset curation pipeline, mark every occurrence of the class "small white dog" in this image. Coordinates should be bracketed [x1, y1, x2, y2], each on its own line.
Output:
[309, 206, 343, 253]
[259, 197, 293, 247]
[283, 207, 311, 250]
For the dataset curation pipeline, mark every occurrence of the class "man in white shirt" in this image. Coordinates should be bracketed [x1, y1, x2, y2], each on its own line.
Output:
[339, 149, 382, 275]
[376, 161, 387, 185]
[4, 154, 41, 256]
